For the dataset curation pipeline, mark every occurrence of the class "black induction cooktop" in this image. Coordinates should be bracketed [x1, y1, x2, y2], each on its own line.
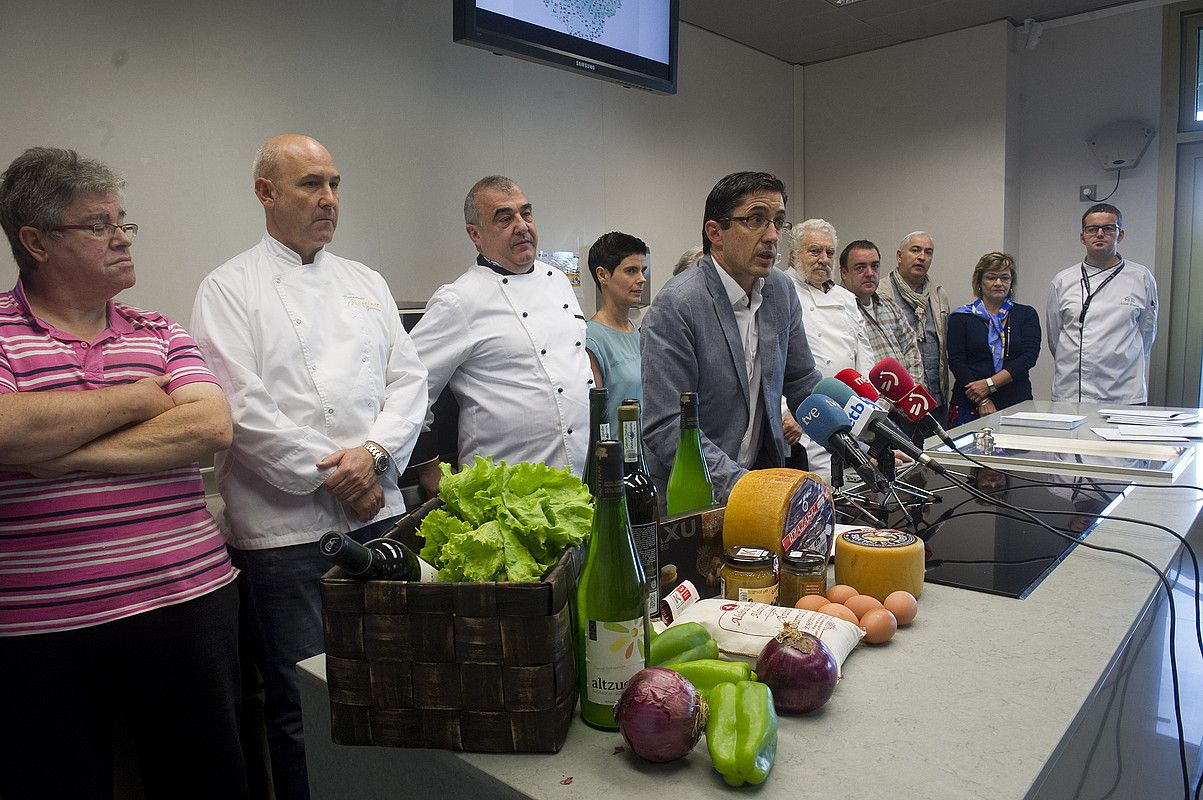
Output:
[837, 466, 1128, 599]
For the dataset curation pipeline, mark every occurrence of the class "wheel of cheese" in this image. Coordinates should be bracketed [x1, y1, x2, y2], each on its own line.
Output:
[722, 468, 834, 559]
[834, 530, 924, 601]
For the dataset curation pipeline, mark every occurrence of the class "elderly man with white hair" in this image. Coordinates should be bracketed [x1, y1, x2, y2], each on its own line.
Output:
[780, 218, 874, 479]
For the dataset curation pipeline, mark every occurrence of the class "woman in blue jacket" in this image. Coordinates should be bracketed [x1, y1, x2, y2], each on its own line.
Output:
[947, 252, 1042, 426]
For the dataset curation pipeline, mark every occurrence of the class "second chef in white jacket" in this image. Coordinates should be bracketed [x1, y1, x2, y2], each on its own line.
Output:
[411, 176, 591, 479]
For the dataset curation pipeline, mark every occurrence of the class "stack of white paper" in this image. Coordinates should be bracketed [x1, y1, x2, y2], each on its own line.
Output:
[1000, 412, 1087, 429]
[1098, 408, 1200, 425]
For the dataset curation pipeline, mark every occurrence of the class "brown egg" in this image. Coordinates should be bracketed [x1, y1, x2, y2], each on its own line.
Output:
[826, 584, 859, 604]
[884, 591, 919, 626]
[817, 603, 860, 626]
[795, 594, 830, 612]
[860, 607, 898, 644]
[844, 594, 884, 621]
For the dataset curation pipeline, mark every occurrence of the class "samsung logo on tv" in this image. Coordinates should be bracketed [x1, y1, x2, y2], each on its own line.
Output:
[574, 60, 596, 71]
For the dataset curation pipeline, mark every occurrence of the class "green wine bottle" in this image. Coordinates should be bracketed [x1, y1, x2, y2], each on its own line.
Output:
[617, 399, 661, 619]
[582, 387, 610, 494]
[666, 391, 715, 516]
[576, 440, 650, 731]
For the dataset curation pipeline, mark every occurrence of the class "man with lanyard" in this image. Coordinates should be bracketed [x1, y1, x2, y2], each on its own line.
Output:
[1045, 203, 1158, 404]
[888, 231, 951, 422]
[641, 171, 822, 504]
[191, 134, 428, 799]
[410, 176, 591, 478]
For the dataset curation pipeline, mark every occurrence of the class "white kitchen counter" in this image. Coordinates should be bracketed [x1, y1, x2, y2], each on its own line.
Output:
[299, 401, 1203, 799]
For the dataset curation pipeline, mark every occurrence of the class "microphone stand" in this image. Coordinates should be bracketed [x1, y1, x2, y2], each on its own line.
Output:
[831, 453, 883, 527]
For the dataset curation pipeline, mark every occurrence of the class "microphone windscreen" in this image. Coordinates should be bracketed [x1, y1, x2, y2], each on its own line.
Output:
[813, 376, 856, 406]
[869, 358, 917, 401]
[795, 395, 852, 446]
[834, 368, 881, 401]
[897, 384, 937, 421]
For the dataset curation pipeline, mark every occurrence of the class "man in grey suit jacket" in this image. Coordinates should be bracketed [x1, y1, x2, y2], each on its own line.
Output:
[641, 171, 822, 504]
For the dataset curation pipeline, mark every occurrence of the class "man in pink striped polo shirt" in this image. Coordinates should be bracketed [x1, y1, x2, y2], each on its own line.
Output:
[0, 148, 248, 798]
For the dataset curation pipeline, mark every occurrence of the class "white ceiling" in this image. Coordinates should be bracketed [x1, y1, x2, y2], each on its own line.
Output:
[679, 0, 1166, 65]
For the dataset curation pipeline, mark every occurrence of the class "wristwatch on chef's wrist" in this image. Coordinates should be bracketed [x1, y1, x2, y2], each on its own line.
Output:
[363, 441, 389, 474]
[986, 377, 996, 393]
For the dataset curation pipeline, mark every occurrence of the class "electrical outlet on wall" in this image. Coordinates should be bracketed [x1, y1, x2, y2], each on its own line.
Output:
[1080, 185, 1097, 202]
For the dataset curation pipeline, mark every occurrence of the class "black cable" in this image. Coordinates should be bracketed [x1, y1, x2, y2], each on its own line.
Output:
[943, 452, 1203, 663]
[937, 470, 1193, 800]
[1096, 169, 1122, 202]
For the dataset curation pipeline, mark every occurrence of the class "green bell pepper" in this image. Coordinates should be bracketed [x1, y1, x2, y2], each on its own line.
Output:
[705, 680, 778, 787]
[648, 621, 718, 666]
[665, 659, 756, 695]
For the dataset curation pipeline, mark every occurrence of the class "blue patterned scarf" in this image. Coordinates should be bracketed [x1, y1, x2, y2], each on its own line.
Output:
[953, 297, 1012, 372]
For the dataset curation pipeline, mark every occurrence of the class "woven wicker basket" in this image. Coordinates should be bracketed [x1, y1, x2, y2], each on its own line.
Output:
[319, 499, 580, 753]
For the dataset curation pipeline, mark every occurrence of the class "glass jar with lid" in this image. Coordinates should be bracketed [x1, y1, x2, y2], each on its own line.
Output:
[719, 546, 778, 604]
[779, 550, 828, 607]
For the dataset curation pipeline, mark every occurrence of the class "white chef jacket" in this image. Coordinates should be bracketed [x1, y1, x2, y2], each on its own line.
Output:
[781, 269, 875, 479]
[190, 234, 428, 550]
[410, 261, 591, 475]
[1045, 258, 1157, 404]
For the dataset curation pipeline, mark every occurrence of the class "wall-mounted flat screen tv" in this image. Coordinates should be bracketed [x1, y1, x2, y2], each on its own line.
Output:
[454, 0, 678, 95]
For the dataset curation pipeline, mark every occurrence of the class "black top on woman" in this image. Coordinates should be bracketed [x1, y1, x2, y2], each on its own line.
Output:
[947, 252, 1042, 426]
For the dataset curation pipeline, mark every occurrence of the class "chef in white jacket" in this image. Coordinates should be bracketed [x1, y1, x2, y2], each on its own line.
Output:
[780, 219, 875, 479]
[411, 176, 591, 479]
[1045, 203, 1158, 404]
[190, 134, 429, 800]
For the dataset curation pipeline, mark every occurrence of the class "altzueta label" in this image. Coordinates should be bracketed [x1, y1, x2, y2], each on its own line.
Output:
[584, 617, 645, 704]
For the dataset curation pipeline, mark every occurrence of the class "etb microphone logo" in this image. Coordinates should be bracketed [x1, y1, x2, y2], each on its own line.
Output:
[846, 399, 868, 423]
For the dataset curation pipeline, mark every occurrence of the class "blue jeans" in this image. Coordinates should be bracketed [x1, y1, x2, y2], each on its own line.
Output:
[230, 516, 400, 800]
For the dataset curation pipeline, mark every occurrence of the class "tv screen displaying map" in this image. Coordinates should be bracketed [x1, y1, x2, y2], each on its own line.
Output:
[454, 0, 678, 94]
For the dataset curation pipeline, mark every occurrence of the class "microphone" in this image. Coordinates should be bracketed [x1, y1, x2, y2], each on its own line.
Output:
[868, 357, 957, 448]
[812, 378, 947, 475]
[834, 368, 881, 402]
[795, 396, 889, 492]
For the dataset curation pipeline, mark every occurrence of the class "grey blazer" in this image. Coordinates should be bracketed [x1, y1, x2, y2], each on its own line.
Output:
[640, 255, 822, 503]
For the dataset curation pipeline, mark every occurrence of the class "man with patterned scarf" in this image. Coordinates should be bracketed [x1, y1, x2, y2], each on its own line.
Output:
[888, 231, 951, 423]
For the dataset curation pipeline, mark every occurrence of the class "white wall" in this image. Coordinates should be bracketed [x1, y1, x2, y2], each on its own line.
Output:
[1011, 7, 1163, 398]
[1, 0, 793, 322]
[800, 22, 1012, 296]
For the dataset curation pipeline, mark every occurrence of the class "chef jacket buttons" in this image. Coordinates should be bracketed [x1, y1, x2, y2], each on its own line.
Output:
[587, 379, 593, 385]
[557, 387, 563, 394]
[567, 428, 573, 434]
[562, 304, 569, 309]
[547, 271, 552, 276]
[540, 349, 546, 355]
[522, 312, 528, 318]
[575, 341, 581, 346]
[502, 278, 508, 284]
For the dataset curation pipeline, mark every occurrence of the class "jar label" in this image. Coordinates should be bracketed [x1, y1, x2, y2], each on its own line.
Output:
[583, 617, 646, 705]
[738, 584, 778, 604]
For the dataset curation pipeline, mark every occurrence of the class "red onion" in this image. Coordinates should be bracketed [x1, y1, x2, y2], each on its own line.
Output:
[755, 621, 839, 713]
[613, 667, 708, 762]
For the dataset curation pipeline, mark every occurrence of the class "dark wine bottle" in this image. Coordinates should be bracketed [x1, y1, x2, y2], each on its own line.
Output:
[575, 440, 650, 730]
[666, 391, 715, 515]
[582, 387, 611, 494]
[617, 399, 661, 620]
[318, 531, 437, 581]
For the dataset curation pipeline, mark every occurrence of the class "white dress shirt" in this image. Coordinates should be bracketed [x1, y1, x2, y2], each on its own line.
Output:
[191, 234, 428, 550]
[410, 261, 591, 474]
[715, 265, 765, 467]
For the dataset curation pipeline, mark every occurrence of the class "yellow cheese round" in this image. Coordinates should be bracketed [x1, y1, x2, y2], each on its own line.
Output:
[722, 468, 834, 559]
[834, 530, 924, 601]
